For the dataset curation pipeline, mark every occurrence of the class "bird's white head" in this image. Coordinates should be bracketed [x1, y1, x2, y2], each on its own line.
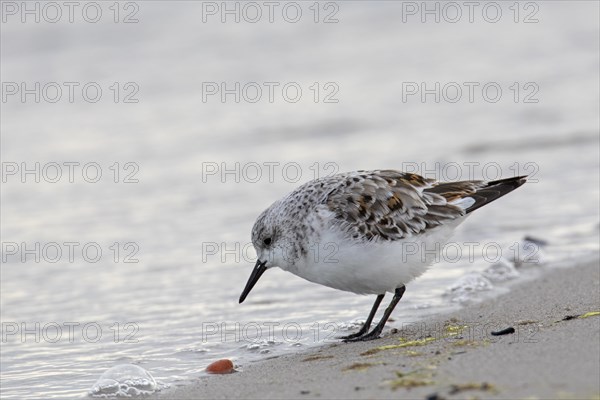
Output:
[250, 206, 290, 269]
[239, 202, 299, 303]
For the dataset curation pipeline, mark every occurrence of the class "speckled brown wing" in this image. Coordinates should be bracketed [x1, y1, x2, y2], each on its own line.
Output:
[324, 170, 466, 241]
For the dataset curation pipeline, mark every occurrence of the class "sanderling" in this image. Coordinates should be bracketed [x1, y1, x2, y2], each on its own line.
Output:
[239, 170, 526, 341]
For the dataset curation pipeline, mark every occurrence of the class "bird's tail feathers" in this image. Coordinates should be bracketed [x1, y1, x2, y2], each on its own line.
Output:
[464, 176, 527, 214]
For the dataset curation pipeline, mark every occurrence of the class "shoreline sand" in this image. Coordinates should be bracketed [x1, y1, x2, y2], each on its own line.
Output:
[156, 260, 600, 400]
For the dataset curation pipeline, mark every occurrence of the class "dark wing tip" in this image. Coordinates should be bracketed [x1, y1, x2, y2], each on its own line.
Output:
[465, 175, 527, 214]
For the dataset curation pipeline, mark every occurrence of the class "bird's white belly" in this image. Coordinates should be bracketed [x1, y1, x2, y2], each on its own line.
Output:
[290, 221, 463, 295]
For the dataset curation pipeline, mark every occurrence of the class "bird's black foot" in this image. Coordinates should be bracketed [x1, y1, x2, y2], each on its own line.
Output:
[337, 325, 369, 341]
[337, 294, 386, 341]
[343, 327, 383, 342]
[342, 286, 406, 343]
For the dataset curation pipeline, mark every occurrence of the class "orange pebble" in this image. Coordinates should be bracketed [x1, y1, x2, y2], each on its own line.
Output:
[206, 359, 234, 374]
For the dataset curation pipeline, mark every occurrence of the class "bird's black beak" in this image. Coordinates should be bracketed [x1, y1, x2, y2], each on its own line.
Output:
[239, 259, 267, 304]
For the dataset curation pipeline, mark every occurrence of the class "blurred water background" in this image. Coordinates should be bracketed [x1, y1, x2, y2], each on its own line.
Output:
[1, 1, 599, 398]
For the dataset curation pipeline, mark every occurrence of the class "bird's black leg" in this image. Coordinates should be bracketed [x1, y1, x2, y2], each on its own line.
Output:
[338, 294, 385, 341]
[345, 286, 406, 342]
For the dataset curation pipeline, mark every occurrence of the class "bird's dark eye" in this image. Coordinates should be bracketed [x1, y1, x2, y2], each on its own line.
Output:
[263, 237, 272, 246]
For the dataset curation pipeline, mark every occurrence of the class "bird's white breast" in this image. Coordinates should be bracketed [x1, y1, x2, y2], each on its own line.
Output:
[287, 219, 465, 295]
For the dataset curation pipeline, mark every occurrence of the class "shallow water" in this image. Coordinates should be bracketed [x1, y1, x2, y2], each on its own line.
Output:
[1, 2, 599, 398]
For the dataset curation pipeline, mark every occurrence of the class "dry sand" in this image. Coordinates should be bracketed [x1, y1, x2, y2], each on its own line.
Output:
[155, 260, 600, 400]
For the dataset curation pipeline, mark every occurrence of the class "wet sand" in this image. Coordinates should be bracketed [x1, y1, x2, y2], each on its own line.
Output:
[156, 260, 600, 400]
